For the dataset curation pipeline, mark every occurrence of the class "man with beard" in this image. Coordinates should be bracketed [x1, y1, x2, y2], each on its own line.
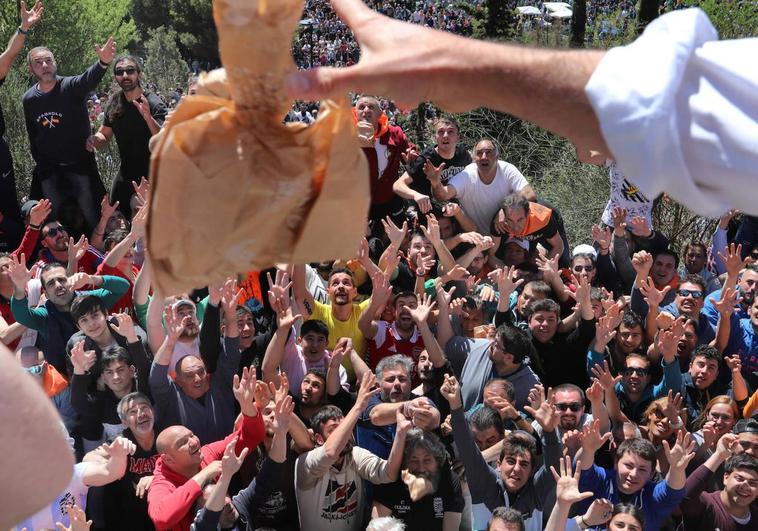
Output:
[428, 139, 535, 236]
[679, 241, 721, 294]
[629, 249, 679, 314]
[703, 263, 758, 329]
[295, 373, 410, 531]
[7, 258, 128, 374]
[679, 345, 749, 429]
[293, 266, 371, 380]
[147, 366, 265, 531]
[36, 219, 103, 274]
[393, 116, 472, 215]
[372, 428, 463, 530]
[493, 268, 552, 332]
[99, 392, 159, 530]
[86, 55, 166, 218]
[587, 311, 645, 377]
[719, 295, 758, 391]
[441, 373, 562, 531]
[358, 354, 441, 459]
[530, 383, 609, 443]
[150, 293, 242, 444]
[23, 38, 116, 232]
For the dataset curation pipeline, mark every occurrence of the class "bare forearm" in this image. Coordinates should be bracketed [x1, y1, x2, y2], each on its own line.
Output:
[418, 322, 445, 368]
[369, 402, 404, 426]
[385, 430, 407, 481]
[205, 476, 232, 512]
[261, 327, 289, 383]
[104, 233, 136, 267]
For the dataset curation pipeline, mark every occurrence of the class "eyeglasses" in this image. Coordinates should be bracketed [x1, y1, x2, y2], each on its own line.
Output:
[650, 409, 666, 419]
[573, 265, 594, 273]
[622, 367, 649, 377]
[114, 67, 137, 76]
[555, 402, 582, 412]
[677, 289, 703, 299]
[44, 226, 66, 238]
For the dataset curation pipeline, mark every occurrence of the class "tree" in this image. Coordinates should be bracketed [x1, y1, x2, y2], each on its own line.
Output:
[168, 0, 219, 67]
[130, 0, 170, 39]
[484, 0, 517, 41]
[142, 26, 190, 98]
[570, 0, 587, 47]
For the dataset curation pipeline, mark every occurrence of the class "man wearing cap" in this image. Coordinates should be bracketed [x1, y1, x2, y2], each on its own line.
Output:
[488, 236, 530, 269]
[734, 419, 758, 457]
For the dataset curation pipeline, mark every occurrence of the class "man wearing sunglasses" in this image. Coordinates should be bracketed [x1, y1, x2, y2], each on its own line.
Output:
[644, 274, 715, 348]
[37, 220, 103, 274]
[86, 56, 166, 219]
[23, 37, 117, 233]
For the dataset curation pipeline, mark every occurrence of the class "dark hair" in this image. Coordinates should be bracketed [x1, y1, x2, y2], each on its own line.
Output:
[679, 274, 706, 295]
[304, 368, 327, 384]
[553, 383, 585, 405]
[301, 319, 329, 339]
[311, 405, 344, 436]
[433, 115, 460, 134]
[328, 267, 355, 283]
[71, 295, 107, 324]
[522, 280, 552, 298]
[403, 428, 447, 468]
[625, 352, 651, 368]
[501, 193, 529, 214]
[393, 291, 417, 307]
[724, 453, 758, 474]
[611, 504, 644, 528]
[470, 406, 505, 438]
[525, 298, 560, 318]
[692, 345, 721, 364]
[620, 310, 644, 331]
[496, 325, 532, 364]
[654, 248, 680, 269]
[117, 391, 151, 422]
[484, 378, 515, 403]
[615, 438, 657, 469]
[463, 295, 484, 312]
[487, 507, 524, 531]
[39, 261, 66, 284]
[685, 241, 707, 258]
[499, 431, 537, 469]
[101, 345, 133, 371]
[103, 229, 130, 252]
[236, 305, 253, 319]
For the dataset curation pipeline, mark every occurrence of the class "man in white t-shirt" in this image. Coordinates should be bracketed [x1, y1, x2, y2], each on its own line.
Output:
[427, 138, 536, 234]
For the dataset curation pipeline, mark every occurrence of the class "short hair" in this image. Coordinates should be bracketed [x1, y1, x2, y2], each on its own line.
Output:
[463, 295, 484, 312]
[470, 406, 505, 438]
[328, 267, 355, 283]
[526, 298, 560, 318]
[590, 287, 605, 302]
[393, 291, 417, 307]
[553, 383, 585, 405]
[303, 368, 327, 384]
[685, 241, 707, 257]
[236, 305, 253, 319]
[691, 345, 721, 364]
[679, 273, 706, 294]
[366, 516, 406, 531]
[484, 378, 515, 403]
[27, 46, 53, 65]
[403, 428, 447, 468]
[499, 430, 537, 467]
[300, 319, 329, 338]
[625, 352, 651, 368]
[433, 115, 460, 133]
[103, 229, 130, 252]
[70, 295, 107, 324]
[654, 248, 680, 269]
[375, 354, 414, 380]
[100, 345, 133, 371]
[611, 504, 644, 529]
[487, 507, 524, 531]
[39, 261, 66, 282]
[620, 311, 644, 331]
[724, 453, 758, 475]
[496, 325, 532, 364]
[522, 280, 552, 298]
[474, 137, 499, 156]
[501, 193, 530, 214]
[117, 392, 151, 422]
[311, 405, 344, 436]
[615, 438, 657, 469]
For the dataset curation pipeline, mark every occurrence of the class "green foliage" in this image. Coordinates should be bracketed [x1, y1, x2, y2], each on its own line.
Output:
[168, 0, 218, 65]
[142, 26, 191, 97]
[130, 0, 170, 39]
[685, 0, 758, 38]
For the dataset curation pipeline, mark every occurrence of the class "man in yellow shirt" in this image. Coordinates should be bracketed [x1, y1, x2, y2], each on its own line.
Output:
[293, 265, 370, 381]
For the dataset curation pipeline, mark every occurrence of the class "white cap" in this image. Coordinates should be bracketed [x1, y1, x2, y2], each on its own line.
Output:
[572, 244, 597, 259]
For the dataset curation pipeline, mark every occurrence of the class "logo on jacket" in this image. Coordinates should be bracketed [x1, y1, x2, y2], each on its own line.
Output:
[37, 112, 63, 129]
[322, 479, 358, 519]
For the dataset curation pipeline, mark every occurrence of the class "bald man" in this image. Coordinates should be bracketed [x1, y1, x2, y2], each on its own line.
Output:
[147, 371, 265, 531]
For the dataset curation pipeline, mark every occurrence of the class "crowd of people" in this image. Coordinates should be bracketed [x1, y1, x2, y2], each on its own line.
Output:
[1, 1, 758, 531]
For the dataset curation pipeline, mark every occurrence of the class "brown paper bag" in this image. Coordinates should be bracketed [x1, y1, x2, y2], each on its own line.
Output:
[147, 0, 369, 295]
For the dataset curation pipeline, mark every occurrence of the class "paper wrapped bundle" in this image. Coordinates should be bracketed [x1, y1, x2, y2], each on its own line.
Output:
[147, 0, 369, 295]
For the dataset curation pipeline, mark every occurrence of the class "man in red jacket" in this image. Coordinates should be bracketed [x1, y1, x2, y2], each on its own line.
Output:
[147, 367, 265, 531]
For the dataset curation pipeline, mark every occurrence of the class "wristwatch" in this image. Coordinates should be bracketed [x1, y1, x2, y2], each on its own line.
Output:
[17, 26, 29, 35]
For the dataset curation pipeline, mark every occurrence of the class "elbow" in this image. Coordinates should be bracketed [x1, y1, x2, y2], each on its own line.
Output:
[369, 409, 382, 425]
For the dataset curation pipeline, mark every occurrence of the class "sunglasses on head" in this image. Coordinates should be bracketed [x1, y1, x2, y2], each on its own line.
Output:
[555, 402, 582, 412]
[750, 251, 758, 259]
[622, 367, 649, 377]
[114, 67, 137, 76]
[45, 226, 66, 238]
[573, 265, 594, 273]
[677, 289, 703, 299]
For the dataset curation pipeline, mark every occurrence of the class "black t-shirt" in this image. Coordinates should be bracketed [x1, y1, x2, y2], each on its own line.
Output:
[0, 77, 5, 137]
[408, 144, 471, 197]
[492, 208, 559, 260]
[373, 464, 464, 530]
[104, 91, 167, 179]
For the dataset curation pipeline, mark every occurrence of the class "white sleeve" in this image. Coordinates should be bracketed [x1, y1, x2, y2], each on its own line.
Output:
[447, 168, 468, 199]
[585, 8, 758, 217]
[501, 161, 529, 191]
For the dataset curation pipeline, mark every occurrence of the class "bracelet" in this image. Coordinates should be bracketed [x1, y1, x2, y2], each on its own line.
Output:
[98, 60, 110, 68]
[17, 26, 28, 35]
[29, 223, 41, 231]
[580, 515, 590, 529]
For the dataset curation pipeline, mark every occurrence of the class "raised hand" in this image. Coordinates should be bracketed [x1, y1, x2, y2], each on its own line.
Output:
[28, 198, 51, 227]
[100, 196, 119, 220]
[536, 250, 560, 283]
[383, 243, 401, 274]
[401, 146, 419, 166]
[329, 337, 351, 370]
[656, 325, 683, 362]
[655, 311, 676, 331]
[629, 216, 651, 237]
[718, 243, 747, 279]
[70, 340, 97, 375]
[381, 216, 408, 249]
[371, 271, 393, 308]
[414, 252, 435, 277]
[355, 237, 371, 265]
[68, 235, 89, 263]
[583, 498, 615, 527]
[423, 159, 446, 183]
[725, 354, 743, 375]
[489, 396, 519, 421]
[562, 429, 583, 457]
[611, 207, 628, 233]
[550, 455, 594, 505]
[594, 312, 618, 351]
[528, 383, 545, 410]
[268, 371, 290, 405]
[661, 390, 683, 425]
[479, 284, 497, 303]
[7, 253, 31, 292]
[639, 278, 670, 309]
[163, 306, 185, 342]
[233, 365, 259, 417]
[710, 287, 740, 316]
[220, 277, 243, 315]
[220, 437, 249, 478]
[421, 213, 442, 244]
[434, 282, 456, 308]
[591, 224, 612, 251]
[440, 373, 462, 410]
[20, 1, 44, 31]
[132, 176, 151, 205]
[573, 273, 592, 306]
[266, 269, 292, 312]
[131, 203, 148, 239]
[110, 313, 137, 343]
[579, 418, 612, 455]
[631, 251, 653, 277]
[56, 504, 92, 531]
[406, 293, 436, 324]
[441, 264, 469, 283]
[95, 36, 116, 65]
[354, 371, 379, 411]
[273, 394, 295, 433]
[715, 433, 738, 457]
[585, 380, 604, 404]
[590, 361, 622, 390]
[488, 265, 524, 298]
[663, 430, 696, 471]
[524, 387, 560, 433]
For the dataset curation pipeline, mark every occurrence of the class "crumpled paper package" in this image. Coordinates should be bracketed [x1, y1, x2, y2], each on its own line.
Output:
[147, 0, 369, 295]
